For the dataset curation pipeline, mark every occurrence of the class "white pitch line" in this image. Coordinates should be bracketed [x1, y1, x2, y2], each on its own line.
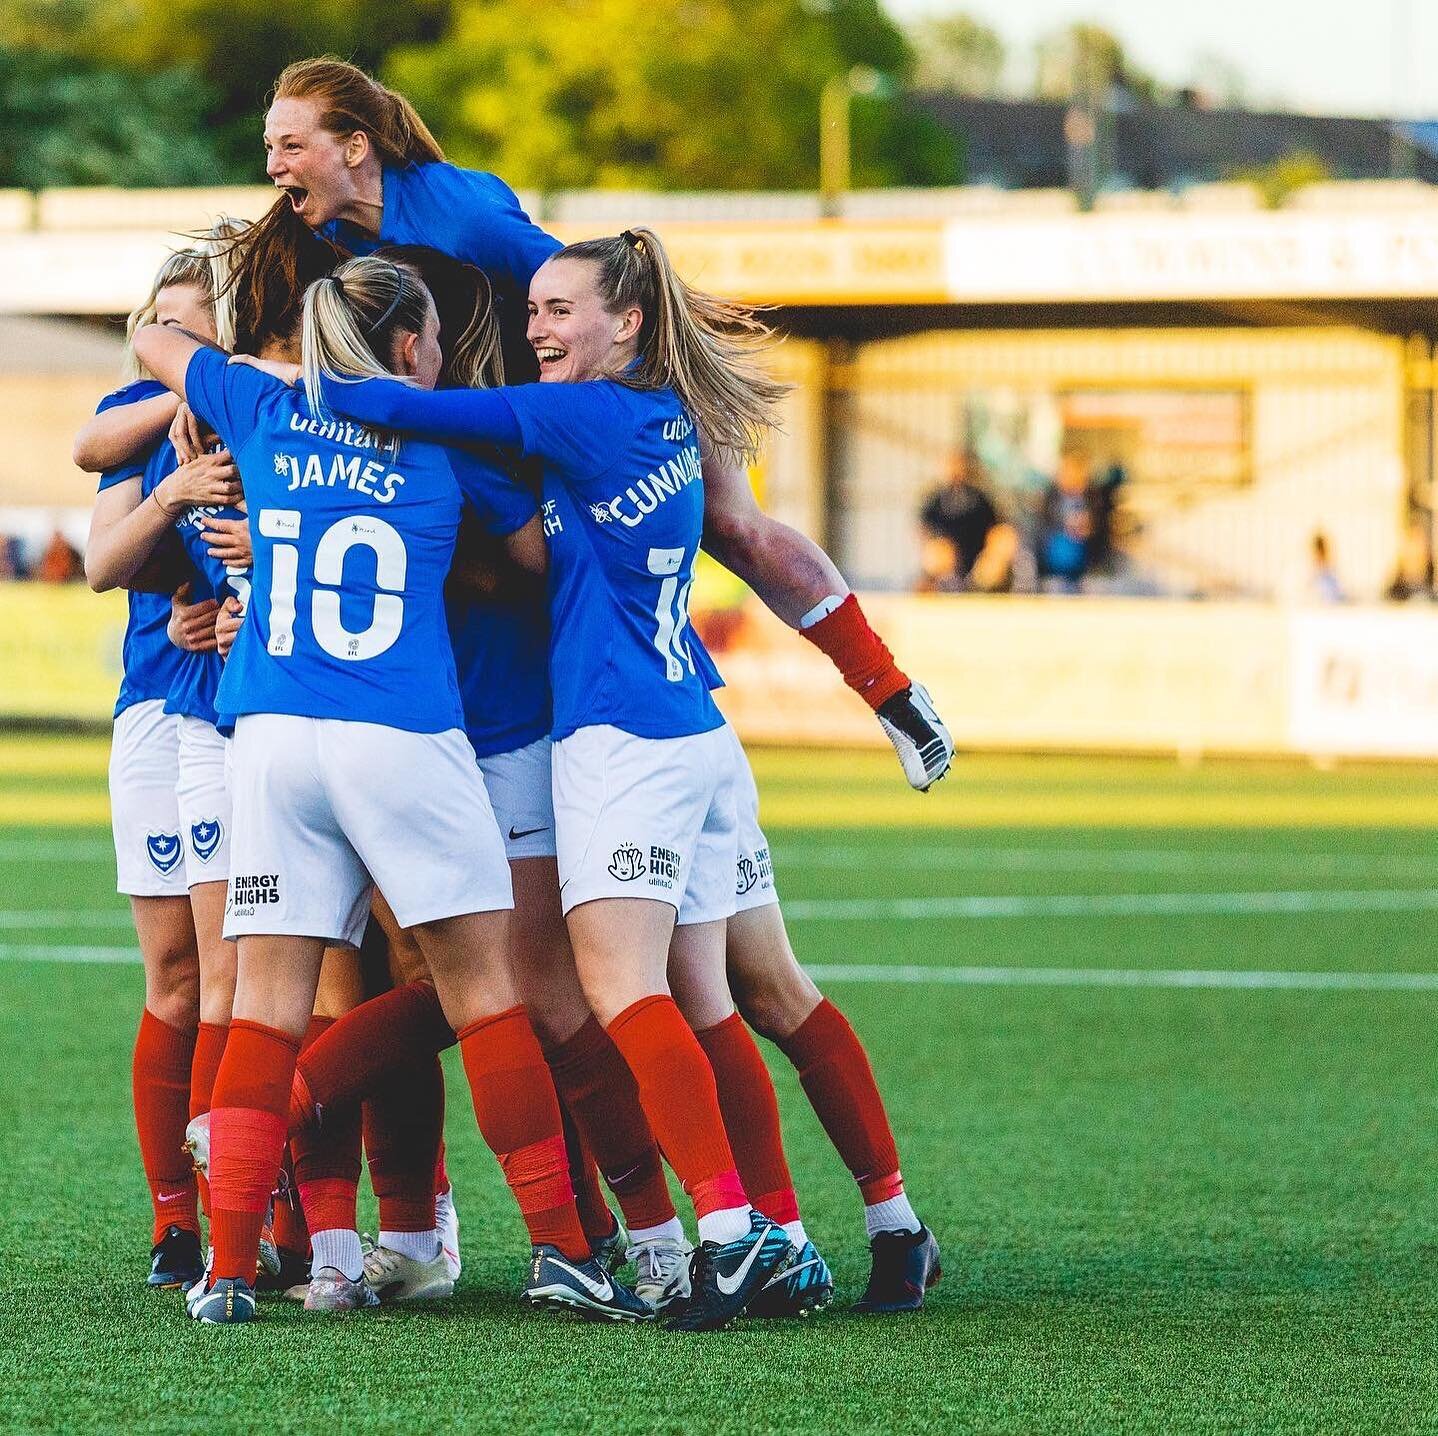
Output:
[6, 942, 1438, 992]
[793, 846, 1438, 878]
[782, 888, 1438, 921]
[0, 840, 115, 862]
[0, 910, 133, 929]
[0, 944, 140, 963]
[803, 963, 1438, 992]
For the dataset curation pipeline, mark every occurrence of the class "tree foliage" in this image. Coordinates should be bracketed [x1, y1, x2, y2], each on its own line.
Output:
[911, 13, 1005, 97]
[0, 0, 959, 191]
[385, 0, 959, 190]
[0, 45, 225, 186]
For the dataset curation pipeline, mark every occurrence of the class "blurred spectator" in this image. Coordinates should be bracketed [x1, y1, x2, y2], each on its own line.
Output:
[917, 449, 1025, 592]
[0, 535, 16, 580]
[35, 527, 83, 584]
[1036, 449, 1121, 593]
[1385, 519, 1434, 602]
[1307, 530, 1345, 604]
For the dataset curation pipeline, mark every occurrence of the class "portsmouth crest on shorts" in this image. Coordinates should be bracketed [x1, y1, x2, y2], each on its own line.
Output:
[608, 842, 647, 881]
[190, 818, 223, 864]
[736, 856, 758, 896]
[146, 832, 183, 875]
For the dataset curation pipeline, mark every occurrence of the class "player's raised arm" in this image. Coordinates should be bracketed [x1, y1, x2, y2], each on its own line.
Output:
[130, 324, 211, 403]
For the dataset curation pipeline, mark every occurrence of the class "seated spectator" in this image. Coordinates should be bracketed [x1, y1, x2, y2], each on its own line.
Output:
[919, 451, 999, 580]
[917, 449, 1025, 592]
[1037, 449, 1120, 593]
[35, 528, 83, 584]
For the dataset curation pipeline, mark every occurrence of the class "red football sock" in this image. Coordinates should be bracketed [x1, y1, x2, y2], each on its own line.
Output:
[560, 1100, 613, 1244]
[289, 1016, 361, 1251]
[189, 1020, 228, 1219]
[696, 1013, 800, 1225]
[363, 1052, 445, 1233]
[543, 1016, 676, 1232]
[132, 1009, 199, 1244]
[800, 593, 910, 710]
[434, 1141, 450, 1197]
[290, 981, 453, 1133]
[458, 1005, 588, 1261]
[209, 1019, 299, 1283]
[189, 1021, 228, 1120]
[605, 996, 745, 1220]
[775, 998, 903, 1204]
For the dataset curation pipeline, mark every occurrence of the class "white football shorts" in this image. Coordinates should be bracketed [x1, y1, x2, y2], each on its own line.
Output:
[552, 723, 737, 926]
[477, 735, 557, 861]
[176, 715, 232, 887]
[224, 714, 513, 946]
[723, 723, 779, 914]
[109, 698, 187, 898]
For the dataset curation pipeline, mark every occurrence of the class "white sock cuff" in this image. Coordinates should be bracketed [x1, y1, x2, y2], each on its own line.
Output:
[379, 1229, 441, 1263]
[310, 1227, 364, 1282]
[782, 1219, 809, 1249]
[798, 593, 848, 630]
[628, 1216, 686, 1247]
[864, 1192, 921, 1239]
[696, 1205, 752, 1246]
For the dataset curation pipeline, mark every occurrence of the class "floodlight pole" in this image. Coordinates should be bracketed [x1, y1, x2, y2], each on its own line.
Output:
[820, 66, 884, 217]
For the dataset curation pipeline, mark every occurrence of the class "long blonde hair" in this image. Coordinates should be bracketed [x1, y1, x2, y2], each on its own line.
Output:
[555, 227, 789, 466]
[300, 255, 433, 420]
[121, 248, 213, 381]
[121, 217, 249, 380]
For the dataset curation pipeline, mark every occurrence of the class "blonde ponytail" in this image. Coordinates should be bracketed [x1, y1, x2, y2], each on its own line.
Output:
[300, 255, 433, 421]
[556, 227, 789, 467]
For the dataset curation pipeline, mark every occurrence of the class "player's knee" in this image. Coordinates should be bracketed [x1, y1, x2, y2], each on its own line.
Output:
[731, 960, 820, 1042]
[145, 952, 200, 1028]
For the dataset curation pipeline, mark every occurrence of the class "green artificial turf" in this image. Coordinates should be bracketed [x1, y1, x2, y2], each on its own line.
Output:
[2, 737, 1437, 1433]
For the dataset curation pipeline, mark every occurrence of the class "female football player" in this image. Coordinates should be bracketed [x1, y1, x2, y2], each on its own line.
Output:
[229, 244, 684, 1308]
[259, 56, 952, 791]
[83, 248, 244, 1290]
[134, 256, 647, 1326]
[314, 228, 807, 1332]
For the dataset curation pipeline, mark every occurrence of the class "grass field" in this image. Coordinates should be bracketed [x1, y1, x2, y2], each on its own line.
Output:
[4, 733, 1438, 1433]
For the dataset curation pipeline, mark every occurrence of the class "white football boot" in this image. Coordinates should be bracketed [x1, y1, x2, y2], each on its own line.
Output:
[362, 1237, 455, 1303]
[435, 1186, 461, 1281]
[627, 1235, 693, 1313]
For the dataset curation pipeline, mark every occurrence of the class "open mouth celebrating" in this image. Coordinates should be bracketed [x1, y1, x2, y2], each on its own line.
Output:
[535, 346, 567, 370]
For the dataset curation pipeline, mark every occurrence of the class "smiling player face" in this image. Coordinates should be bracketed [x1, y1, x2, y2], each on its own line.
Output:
[263, 97, 370, 230]
[526, 257, 642, 384]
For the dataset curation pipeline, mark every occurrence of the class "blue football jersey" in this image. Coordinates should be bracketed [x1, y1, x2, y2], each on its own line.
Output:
[94, 381, 189, 719]
[182, 348, 537, 734]
[446, 587, 551, 759]
[164, 497, 250, 728]
[318, 376, 724, 741]
[322, 162, 560, 295]
[505, 382, 723, 741]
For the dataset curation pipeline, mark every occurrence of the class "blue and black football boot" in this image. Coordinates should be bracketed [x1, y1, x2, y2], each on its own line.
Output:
[521, 1246, 653, 1322]
[746, 1238, 834, 1318]
[663, 1213, 794, 1332]
[185, 1274, 258, 1325]
[148, 1224, 204, 1290]
[853, 1226, 942, 1314]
